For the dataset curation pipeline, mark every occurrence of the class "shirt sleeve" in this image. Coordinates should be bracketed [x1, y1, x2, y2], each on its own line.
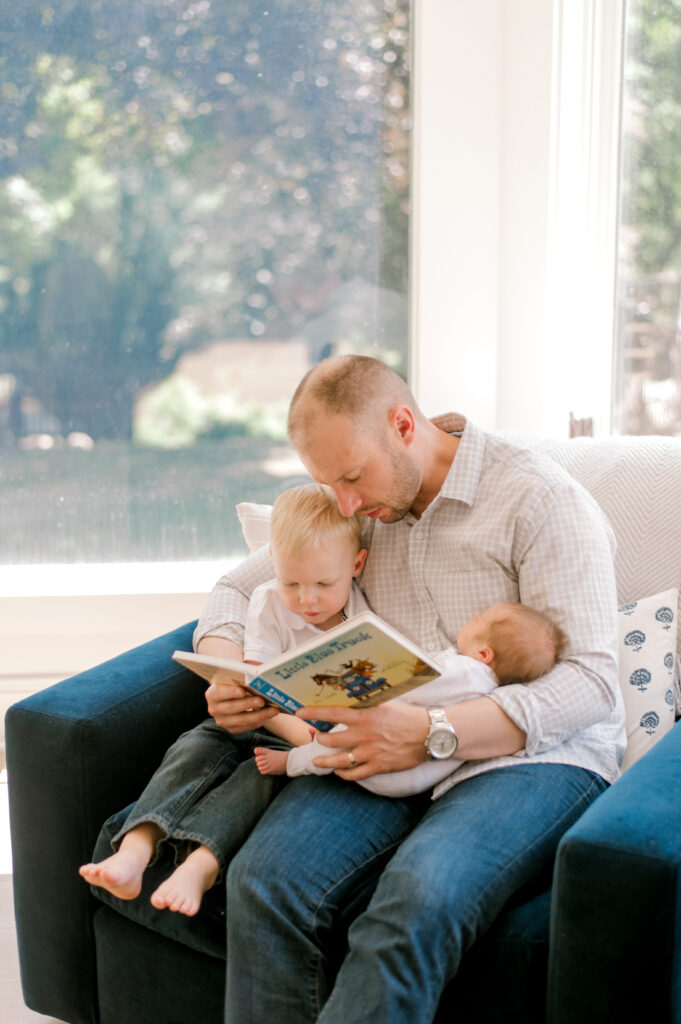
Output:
[489, 482, 621, 755]
[242, 582, 287, 664]
[193, 544, 275, 651]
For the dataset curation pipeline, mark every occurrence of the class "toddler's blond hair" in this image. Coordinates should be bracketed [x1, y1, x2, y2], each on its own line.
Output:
[269, 483, 362, 560]
[486, 603, 567, 685]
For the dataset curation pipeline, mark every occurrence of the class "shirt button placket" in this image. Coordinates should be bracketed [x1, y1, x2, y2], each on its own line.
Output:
[409, 523, 438, 649]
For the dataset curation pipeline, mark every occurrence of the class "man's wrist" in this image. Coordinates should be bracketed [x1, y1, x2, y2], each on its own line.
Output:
[424, 707, 459, 760]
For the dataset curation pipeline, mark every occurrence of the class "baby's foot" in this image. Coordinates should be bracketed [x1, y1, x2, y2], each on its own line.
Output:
[79, 849, 147, 901]
[150, 846, 219, 917]
[254, 746, 289, 775]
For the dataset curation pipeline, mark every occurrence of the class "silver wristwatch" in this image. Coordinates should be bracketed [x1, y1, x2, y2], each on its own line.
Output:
[425, 707, 459, 760]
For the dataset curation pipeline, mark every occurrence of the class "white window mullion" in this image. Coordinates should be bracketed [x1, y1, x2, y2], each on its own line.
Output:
[544, 0, 625, 437]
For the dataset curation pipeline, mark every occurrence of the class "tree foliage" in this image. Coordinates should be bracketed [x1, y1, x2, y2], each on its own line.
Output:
[0, 0, 410, 438]
[620, 0, 681, 273]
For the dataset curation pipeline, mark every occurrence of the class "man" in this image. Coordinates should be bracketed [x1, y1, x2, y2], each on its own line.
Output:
[196, 355, 624, 1023]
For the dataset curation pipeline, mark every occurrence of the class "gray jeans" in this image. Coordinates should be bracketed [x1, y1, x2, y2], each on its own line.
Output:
[110, 719, 292, 875]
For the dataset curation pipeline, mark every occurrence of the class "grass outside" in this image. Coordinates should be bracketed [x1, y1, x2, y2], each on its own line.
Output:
[1, 436, 309, 564]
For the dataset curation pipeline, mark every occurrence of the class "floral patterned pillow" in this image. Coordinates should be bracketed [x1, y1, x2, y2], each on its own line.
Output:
[619, 587, 679, 770]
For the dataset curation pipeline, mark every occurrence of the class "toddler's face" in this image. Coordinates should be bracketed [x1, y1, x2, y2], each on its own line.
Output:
[273, 538, 366, 630]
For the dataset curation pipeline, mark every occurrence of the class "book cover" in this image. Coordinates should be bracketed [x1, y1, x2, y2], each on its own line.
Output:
[173, 611, 441, 732]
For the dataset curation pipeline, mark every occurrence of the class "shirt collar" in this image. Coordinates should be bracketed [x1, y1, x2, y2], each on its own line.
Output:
[431, 413, 486, 509]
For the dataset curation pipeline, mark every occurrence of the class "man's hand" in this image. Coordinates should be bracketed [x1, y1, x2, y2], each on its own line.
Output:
[205, 680, 281, 734]
[297, 702, 430, 781]
[199, 635, 280, 735]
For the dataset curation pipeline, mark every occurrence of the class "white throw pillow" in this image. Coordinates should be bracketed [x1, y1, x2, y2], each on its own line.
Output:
[619, 587, 679, 770]
[236, 502, 273, 552]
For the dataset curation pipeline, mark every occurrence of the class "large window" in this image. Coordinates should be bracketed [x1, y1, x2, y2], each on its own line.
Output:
[613, 0, 681, 435]
[0, 0, 410, 568]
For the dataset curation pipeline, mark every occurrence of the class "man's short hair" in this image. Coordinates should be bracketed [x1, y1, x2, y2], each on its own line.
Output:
[270, 482, 363, 560]
[486, 603, 568, 685]
[288, 355, 415, 446]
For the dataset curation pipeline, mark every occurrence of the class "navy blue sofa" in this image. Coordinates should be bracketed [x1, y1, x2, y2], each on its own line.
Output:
[7, 434, 681, 1023]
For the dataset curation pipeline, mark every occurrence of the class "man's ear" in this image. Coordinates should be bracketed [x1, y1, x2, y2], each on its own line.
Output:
[353, 548, 368, 576]
[388, 405, 416, 446]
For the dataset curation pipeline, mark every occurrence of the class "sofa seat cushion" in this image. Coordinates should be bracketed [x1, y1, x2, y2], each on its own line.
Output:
[94, 906, 226, 1024]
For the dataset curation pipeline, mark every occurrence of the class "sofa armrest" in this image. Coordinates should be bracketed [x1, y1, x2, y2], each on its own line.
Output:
[5, 621, 207, 1024]
[548, 719, 681, 1024]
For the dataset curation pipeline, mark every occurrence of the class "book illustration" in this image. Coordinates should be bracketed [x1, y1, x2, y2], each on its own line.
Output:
[311, 655, 436, 706]
[173, 611, 441, 732]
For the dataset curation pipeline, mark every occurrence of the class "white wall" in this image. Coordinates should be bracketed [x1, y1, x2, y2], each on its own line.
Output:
[0, 591, 207, 754]
[413, 0, 623, 437]
[410, 0, 503, 428]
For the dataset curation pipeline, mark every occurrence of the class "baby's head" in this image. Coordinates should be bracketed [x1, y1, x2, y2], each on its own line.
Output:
[269, 483, 366, 629]
[457, 602, 567, 685]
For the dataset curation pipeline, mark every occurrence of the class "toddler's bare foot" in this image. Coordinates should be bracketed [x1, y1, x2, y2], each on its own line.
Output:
[79, 822, 160, 900]
[150, 845, 219, 916]
[79, 849, 148, 901]
[254, 746, 289, 775]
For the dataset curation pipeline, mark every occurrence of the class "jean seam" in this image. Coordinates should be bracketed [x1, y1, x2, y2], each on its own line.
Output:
[309, 837, 409, 1017]
[153, 746, 244, 828]
[165, 748, 245, 824]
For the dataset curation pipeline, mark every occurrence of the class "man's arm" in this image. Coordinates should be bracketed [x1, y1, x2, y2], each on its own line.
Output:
[196, 545, 280, 733]
[297, 696, 525, 779]
[491, 483, 620, 754]
[193, 543, 274, 650]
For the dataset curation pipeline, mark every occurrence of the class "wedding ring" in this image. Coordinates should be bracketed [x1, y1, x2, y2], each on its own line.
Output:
[347, 750, 357, 768]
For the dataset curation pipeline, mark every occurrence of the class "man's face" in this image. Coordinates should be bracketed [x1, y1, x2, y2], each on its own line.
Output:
[297, 411, 422, 523]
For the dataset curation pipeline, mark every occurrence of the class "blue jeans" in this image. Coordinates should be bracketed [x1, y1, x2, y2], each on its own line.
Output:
[109, 719, 292, 874]
[225, 763, 607, 1024]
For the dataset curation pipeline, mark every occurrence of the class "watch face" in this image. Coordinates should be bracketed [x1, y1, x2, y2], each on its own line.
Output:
[429, 728, 457, 759]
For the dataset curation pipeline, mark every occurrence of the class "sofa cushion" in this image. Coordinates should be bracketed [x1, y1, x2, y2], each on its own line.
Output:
[500, 434, 681, 656]
[236, 501, 272, 553]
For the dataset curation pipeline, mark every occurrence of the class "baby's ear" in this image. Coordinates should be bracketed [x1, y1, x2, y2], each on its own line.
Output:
[476, 644, 495, 666]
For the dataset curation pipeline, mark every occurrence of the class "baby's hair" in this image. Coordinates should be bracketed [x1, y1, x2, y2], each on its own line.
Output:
[269, 482, 363, 560]
[486, 603, 567, 685]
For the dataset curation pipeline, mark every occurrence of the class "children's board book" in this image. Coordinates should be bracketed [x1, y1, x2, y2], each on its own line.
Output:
[173, 611, 441, 732]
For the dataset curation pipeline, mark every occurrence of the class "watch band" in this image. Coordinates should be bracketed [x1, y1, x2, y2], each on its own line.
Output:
[425, 707, 459, 760]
